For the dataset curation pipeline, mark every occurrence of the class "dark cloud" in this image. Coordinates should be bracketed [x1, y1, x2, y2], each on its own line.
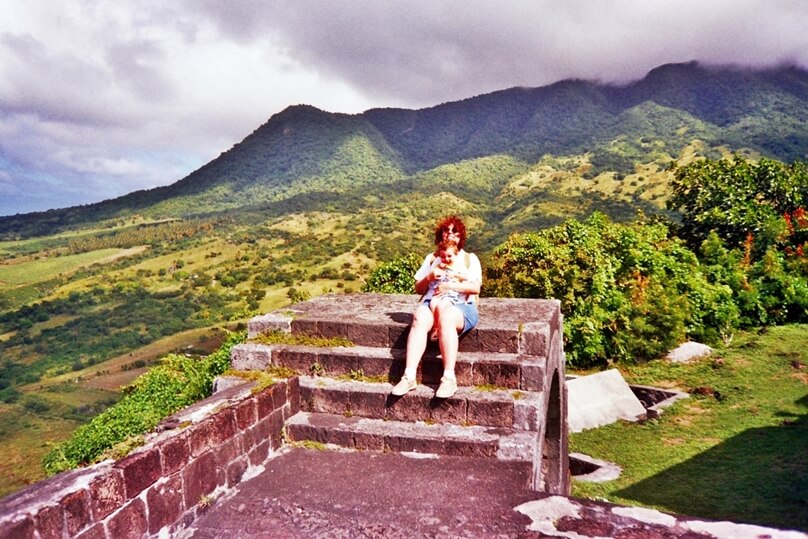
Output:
[191, 0, 808, 106]
[2, 0, 808, 216]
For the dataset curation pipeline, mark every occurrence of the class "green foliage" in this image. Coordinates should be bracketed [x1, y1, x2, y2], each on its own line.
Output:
[286, 287, 311, 304]
[668, 156, 807, 253]
[487, 213, 735, 367]
[363, 253, 423, 294]
[42, 331, 245, 475]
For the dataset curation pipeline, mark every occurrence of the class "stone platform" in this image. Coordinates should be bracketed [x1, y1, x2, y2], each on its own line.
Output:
[231, 293, 568, 494]
[182, 447, 807, 539]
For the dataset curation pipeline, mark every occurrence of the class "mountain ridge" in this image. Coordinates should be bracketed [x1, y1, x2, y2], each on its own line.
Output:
[2, 60, 807, 237]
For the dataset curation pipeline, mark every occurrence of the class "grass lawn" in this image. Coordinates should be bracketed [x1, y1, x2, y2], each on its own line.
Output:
[570, 324, 808, 532]
[0, 405, 83, 498]
[0, 248, 139, 286]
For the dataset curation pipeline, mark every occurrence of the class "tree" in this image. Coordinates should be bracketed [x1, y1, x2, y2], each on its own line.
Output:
[668, 156, 807, 254]
[485, 212, 736, 367]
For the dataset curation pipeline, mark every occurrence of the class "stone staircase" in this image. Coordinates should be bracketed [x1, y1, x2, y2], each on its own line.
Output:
[228, 293, 570, 494]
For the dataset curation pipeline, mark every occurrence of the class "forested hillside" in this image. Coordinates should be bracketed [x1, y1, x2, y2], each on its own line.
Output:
[1, 61, 807, 498]
[1, 61, 807, 239]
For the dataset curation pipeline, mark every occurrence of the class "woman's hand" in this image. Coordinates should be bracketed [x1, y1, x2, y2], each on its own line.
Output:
[431, 266, 446, 281]
[435, 280, 453, 295]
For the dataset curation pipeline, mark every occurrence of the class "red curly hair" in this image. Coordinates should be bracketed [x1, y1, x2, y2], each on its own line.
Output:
[433, 215, 467, 250]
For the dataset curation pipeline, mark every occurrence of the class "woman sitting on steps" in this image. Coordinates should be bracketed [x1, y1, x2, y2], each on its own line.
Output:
[391, 215, 482, 399]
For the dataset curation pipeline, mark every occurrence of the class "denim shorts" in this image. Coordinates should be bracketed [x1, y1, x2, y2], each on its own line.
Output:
[457, 302, 479, 336]
[422, 300, 479, 335]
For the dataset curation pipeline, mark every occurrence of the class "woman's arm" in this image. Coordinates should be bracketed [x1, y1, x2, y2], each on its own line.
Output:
[413, 254, 441, 295]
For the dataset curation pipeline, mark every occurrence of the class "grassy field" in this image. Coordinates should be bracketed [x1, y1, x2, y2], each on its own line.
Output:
[0, 403, 89, 498]
[0, 248, 142, 286]
[570, 324, 808, 531]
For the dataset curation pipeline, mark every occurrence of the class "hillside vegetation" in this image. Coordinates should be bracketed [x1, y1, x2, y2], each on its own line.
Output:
[0, 62, 806, 503]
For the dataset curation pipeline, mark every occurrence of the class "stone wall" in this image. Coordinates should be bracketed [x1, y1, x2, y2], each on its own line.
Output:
[0, 378, 299, 539]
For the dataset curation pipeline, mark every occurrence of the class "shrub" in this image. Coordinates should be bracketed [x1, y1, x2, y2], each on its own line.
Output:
[42, 331, 246, 475]
[486, 212, 735, 368]
[363, 253, 423, 294]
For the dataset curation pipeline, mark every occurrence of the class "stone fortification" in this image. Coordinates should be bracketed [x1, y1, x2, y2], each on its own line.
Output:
[0, 379, 298, 538]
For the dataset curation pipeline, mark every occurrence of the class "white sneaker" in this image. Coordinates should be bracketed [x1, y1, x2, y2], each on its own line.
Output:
[391, 376, 417, 396]
[435, 377, 457, 399]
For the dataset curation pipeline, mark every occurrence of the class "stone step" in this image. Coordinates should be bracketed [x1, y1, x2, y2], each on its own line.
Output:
[248, 293, 561, 357]
[231, 343, 548, 391]
[285, 411, 537, 463]
[297, 375, 544, 430]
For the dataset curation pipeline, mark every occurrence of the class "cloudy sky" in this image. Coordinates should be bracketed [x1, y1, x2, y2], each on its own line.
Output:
[1, 0, 807, 217]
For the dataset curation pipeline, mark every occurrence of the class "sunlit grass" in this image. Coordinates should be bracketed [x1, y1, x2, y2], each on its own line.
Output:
[0, 248, 132, 286]
[570, 324, 808, 531]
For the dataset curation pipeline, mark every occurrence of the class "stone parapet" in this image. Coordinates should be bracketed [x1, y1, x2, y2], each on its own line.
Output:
[0, 379, 298, 539]
[239, 293, 568, 494]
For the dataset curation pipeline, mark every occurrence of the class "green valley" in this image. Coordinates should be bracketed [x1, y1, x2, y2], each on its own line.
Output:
[0, 61, 806, 511]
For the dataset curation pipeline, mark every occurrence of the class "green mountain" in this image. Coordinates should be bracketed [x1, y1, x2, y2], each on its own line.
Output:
[2, 61, 807, 238]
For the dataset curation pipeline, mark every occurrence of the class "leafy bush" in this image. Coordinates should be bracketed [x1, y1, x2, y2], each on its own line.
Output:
[363, 253, 423, 294]
[668, 157, 807, 254]
[42, 331, 245, 475]
[485, 212, 735, 367]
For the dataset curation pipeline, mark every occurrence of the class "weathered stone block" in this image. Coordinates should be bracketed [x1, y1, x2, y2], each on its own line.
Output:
[33, 504, 63, 539]
[316, 351, 358, 376]
[467, 394, 514, 428]
[286, 376, 300, 414]
[88, 469, 125, 521]
[234, 397, 257, 430]
[106, 498, 148, 539]
[520, 356, 546, 391]
[188, 421, 214, 458]
[248, 440, 270, 466]
[226, 457, 248, 487]
[343, 322, 389, 347]
[290, 319, 319, 338]
[0, 515, 34, 539]
[182, 452, 217, 509]
[230, 343, 272, 371]
[208, 410, 237, 445]
[385, 394, 431, 422]
[472, 361, 521, 389]
[349, 388, 387, 419]
[212, 437, 242, 476]
[270, 381, 288, 411]
[62, 490, 92, 536]
[273, 346, 316, 374]
[268, 409, 284, 450]
[146, 475, 184, 535]
[444, 437, 498, 457]
[519, 322, 550, 357]
[513, 395, 545, 431]
[429, 397, 467, 424]
[254, 387, 275, 420]
[116, 449, 162, 500]
[470, 328, 519, 353]
[310, 385, 350, 414]
[249, 415, 273, 446]
[248, 312, 292, 338]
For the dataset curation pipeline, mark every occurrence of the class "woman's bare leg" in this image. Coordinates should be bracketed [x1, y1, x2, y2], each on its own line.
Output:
[404, 303, 434, 374]
[436, 303, 464, 374]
